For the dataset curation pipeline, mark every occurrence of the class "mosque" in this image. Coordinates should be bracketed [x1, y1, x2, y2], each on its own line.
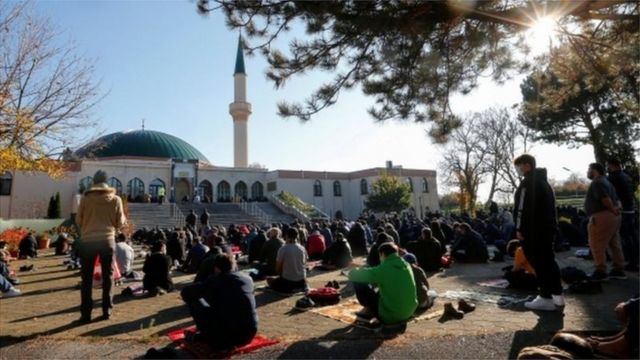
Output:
[0, 38, 439, 221]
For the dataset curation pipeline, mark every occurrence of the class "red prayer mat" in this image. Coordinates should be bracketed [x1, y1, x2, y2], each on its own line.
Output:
[166, 325, 278, 358]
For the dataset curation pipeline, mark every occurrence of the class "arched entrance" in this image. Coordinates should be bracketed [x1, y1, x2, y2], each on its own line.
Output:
[235, 181, 247, 201]
[176, 178, 191, 203]
[149, 178, 166, 202]
[199, 180, 213, 203]
[217, 181, 230, 202]
[127, 178, 145, 202]
[251, 181, 264, 201]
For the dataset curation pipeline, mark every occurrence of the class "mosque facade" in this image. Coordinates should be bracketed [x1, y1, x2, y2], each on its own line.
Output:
[0, 38, 439, 221]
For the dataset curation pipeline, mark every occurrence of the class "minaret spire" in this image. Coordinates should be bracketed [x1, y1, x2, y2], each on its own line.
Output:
[230, 34, 251, 168]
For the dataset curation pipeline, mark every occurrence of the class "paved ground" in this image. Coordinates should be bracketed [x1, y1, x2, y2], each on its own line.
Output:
[0, 247, 637, 359]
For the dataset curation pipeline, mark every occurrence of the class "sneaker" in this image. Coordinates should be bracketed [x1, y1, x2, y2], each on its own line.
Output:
[588, 271, 609, 282]
[524, 296, 556, 311]
[443, 302, 464, 319]
[3, 287, 22, 298]
[552, 294, 565, 307]
[457, 299, 476, 313]
[609, 270, 627, 280]
[355, 308, 375, 321]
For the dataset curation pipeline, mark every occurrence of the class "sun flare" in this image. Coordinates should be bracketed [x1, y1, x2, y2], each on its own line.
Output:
[527, 16, 558, 54]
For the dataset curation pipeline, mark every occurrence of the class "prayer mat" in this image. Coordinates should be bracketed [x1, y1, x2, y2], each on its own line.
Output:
[309, 299, 443, 330]
[166, 325, 278, 359]
[477, 278, 510, 289]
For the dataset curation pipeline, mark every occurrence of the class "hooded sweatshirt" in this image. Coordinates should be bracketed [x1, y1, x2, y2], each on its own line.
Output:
[513, 168, 557, 240]
[349, 253, 418, 324]
[77, 184, 126, 244]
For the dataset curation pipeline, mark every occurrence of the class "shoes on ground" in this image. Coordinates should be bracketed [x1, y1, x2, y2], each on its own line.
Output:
[443, 302, 464, 319]
[457, 299, 476, 313]
[3, 287, 22, 298]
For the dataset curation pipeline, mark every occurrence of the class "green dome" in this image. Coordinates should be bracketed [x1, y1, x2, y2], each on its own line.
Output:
[75, 130, 209, 162]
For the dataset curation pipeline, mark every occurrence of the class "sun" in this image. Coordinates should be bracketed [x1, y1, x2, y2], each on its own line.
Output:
[526, 16, 558, 54]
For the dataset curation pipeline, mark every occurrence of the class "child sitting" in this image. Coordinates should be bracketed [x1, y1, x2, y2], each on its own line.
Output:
[503, 239, 537, 291]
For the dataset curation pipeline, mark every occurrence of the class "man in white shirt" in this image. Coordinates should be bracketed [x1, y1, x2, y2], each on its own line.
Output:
[267, 227, 308, 293]
[115, 233, 135, 278]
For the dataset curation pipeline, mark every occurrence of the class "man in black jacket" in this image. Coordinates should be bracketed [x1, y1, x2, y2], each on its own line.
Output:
[607, 159, 639, 272]
[181, 254, 258, 351]
[513, 154, 564, 311]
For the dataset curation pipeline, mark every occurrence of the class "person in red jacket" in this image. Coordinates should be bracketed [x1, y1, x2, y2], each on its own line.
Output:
[306, 230, 326, 260]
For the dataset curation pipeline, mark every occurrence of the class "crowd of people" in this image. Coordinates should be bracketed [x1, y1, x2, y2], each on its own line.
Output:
[1, 157, 637, 356]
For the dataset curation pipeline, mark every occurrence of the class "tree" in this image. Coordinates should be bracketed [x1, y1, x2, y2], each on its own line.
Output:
[46, 195, 55, 219]
[438, 114, 489, 215]
[519, 22, 639, 169]
[364, 174, 411, 213]
[0, 3, 101, 177]
[197, 0, 638, 141]
[476, 107, 531, 203]
[439, 192, 461, 211]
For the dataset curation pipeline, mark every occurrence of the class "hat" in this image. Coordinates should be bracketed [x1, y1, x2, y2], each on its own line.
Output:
[403, 253, 417, 264]
[93, 170, 108, 185]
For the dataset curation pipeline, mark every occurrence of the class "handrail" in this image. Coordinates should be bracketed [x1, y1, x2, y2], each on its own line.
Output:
[239, 201, 270, 225]
[269, 195, 310, 222]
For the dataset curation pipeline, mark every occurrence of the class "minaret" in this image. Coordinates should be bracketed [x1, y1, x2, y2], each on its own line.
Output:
[229, 35, 251, 168]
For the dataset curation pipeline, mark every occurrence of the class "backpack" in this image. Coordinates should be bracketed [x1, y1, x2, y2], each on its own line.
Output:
[307, 287, 340, 305]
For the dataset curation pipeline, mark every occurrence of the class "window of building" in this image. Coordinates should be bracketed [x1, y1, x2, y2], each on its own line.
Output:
[199, 180, 213, 202]
[333, 180, 341, 197]
[0, 172, 13, 196]
[267, 181, 277, 192]
[422, 178, 429, 193]
[107, 177, 123, 195]
[217, 181, 231, 201]
[313, 180, 322, 197]
[79, 176, 93, 193]
[360, 179, 368, 195]
[251, 181, 264, 200]
[235, 181, 248, 200]
[127, 178, 145, 200]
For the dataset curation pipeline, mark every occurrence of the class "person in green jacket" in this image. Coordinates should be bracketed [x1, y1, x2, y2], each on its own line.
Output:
[348, 242, 418, 324]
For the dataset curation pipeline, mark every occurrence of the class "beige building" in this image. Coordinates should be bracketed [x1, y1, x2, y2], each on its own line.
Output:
[0, 37, 439, 221]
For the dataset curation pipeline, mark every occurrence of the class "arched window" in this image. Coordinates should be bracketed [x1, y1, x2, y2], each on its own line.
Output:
[422, 177, 429, 193]
[0, 171, 13, 196]
[199, 180, 213, 202]
[217, 181, 231, 201]
[235, 181, 248, 200]
[79, 176, 93, 193]
[360, 179, 368, 195]
[407, 177, 414, 192]
[313, 180, 322, 197]
[107, 177, 122, 195]
[333, 180, 342, 197]
[149, 178, 166, 200]
[127, 178, 145, 200]
[251, 181, 264, 200]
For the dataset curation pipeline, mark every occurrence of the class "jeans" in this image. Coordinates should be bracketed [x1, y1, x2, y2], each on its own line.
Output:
[79, 241, 115, 319]
[522, 234, 563, 298]
[0, 274, 12, 292]
[353, 282, 379, 317]
[620, 212, 639, 267]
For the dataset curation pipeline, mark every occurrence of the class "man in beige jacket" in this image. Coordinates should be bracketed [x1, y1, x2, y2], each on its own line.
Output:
[76, 170, 126, 323]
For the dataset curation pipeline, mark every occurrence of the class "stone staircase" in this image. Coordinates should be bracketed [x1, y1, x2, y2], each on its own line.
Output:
[178, 203, 263, 226]
[255, 202, 296, 224]
[126, 203, 181, 230]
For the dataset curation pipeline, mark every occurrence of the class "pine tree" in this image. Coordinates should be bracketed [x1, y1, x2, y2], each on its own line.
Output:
[47, 195, 55, 219]
[54, 192, 62, 219]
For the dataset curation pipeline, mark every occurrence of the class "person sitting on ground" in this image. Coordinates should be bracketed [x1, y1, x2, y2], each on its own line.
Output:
[586, 295, 638, 359]
[321, 233, 353, 269]
[347, 221, 368, 257]
[115, 233, 136, 279]
[385, 223, 401, 245]
[267, 227, 308, 293]
[181, 254, 258, 351]
[182, 236, 209, 274]
[0, 243, 19, 286]
[503, 239, 537, 290]
[405, 227, 443, 272]
[166, 231, 186, 266]
[403, 253, 432, 312]
[450, 223, 489, 263]
[251, 228, 284, 280]
[0, 273, 22, 298]
[194, 246, 224, 283]
[348, 243, 418, 324]
[306, 229, 326, 261]
[18, 232, 38, 259]
[142, 241, 174, 295]
[247, 230, 267, 264]
[54, 233, 71, 255]
[367, 233, 394, 267]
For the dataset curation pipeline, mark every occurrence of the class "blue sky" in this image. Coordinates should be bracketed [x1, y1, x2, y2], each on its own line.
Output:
[34, 0, 597, 199]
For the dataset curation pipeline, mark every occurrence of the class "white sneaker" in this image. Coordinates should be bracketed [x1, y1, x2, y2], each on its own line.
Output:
[3, 288, 22, 298]
[524, 296, 556, 311]
[552, 295, 565, 307]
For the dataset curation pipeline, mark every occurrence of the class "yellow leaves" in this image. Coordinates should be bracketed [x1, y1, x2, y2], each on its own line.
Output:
[0, 147, 65, 178]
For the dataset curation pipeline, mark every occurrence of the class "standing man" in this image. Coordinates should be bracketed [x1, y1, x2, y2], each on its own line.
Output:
[607, 159, 638, 272]
[512, 155, 564, 311]
[157, 186, 165, 205]
[76, 170, 126, 323]
[585, 163, 626, 280]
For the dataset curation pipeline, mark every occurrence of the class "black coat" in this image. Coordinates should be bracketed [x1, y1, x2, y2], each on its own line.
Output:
[513, 168, 558, 242]
[186, 213, 197, 227]
[143, 252, 174, 291]
[19, 235, 38, 258]
[322, 239, 352, 268]
[608, 170, 635, 211]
